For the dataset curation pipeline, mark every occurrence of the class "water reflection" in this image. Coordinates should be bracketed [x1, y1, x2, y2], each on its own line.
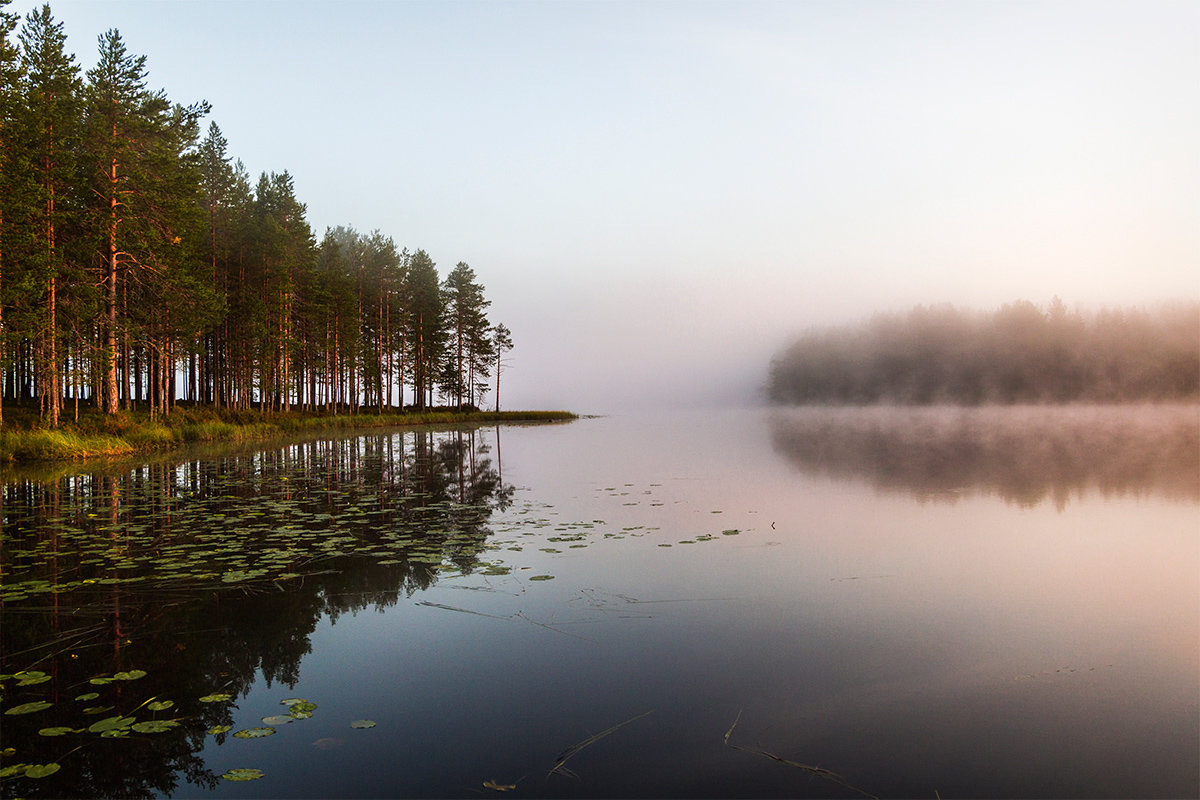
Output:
[0, 427, 512, 798]
[768, 404, 1199, 508]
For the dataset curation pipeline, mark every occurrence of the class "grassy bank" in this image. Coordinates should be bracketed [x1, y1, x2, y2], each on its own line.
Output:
[0, 405, 576, 464]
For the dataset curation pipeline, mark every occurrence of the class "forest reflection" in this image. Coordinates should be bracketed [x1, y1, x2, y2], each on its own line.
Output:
[768, 404, 1199, 509]
[0, 427, 512, 799]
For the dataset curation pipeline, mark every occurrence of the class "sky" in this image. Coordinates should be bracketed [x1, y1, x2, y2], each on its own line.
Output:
[9, 0, 1198, 414]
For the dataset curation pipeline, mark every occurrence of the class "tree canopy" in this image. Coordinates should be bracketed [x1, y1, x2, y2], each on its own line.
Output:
[769, 299, 1199, 405]
[0, 3, 511, 424]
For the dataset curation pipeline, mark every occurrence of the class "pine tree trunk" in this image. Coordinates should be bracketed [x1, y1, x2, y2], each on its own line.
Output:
[103, 150, 119, 414]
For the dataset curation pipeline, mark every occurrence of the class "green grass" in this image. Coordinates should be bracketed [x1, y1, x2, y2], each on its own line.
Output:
[0, 404, 576, 464]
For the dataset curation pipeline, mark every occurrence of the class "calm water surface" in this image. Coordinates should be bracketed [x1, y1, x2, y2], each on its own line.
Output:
[1, 407, 1197, 798]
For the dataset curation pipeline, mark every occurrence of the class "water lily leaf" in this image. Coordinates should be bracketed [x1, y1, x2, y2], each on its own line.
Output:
[529, 574, 555, 581]
[221, 768, 264, 781]
[349, 719, 376, 729]
[5, 701, 53, 715]
[199, 693, 233, 703]
[82, 706, 114, 715]
[24, 763, 61, 779]
[0, 764, 28, 778]
[113, 670, 147, 681]
[283, 699, 317, 718]
[146, 700, 174, 711]
[37, 727, 77, 736]
[207, 725, 232, 735]
[87, 715, 135, 733]
[75, 692, 101, 701]
[16, 671, 51, 686]
[132, 720, 179, 734]
[100, 728, 130, 738]
[232, 726, 276, 738]
[261, 715, 295, 725]
[89, 677, 114, 685]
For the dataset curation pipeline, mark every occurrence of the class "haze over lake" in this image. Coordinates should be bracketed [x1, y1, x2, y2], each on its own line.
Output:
[1, 1, 1197, 797]
[2, 406, 1196, 798]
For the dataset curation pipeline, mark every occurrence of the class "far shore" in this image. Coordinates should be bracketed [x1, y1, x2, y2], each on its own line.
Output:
[0, 405, 577, 465]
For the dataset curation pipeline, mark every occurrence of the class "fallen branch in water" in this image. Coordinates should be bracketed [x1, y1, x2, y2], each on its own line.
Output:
[723, 708, 878, 800]
[548, 710, 654, 779]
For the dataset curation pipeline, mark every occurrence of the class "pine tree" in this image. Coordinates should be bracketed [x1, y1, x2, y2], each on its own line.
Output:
[491, 323, 512, 412]
[440, 261, 490, 409]
[18, 3, 82, 426]
[0, 0, 24, 425]
[405, 250, 441, 410]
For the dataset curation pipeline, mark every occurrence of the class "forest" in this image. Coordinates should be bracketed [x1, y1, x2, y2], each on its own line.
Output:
[0, 2, 514, 429]
[769, 298, 1199, 405]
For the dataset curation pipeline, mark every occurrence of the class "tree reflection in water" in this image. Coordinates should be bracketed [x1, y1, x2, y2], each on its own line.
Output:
[0, 427, 512, 798]
[769, 404, 1199, 509]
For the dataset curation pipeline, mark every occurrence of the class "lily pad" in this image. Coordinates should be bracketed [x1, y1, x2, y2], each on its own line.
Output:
[23, 763, 61, 779]
[37, 727, 77, 736]
[75, 692, 101, 701]
[206, 725, 232, 735]
[199, 693, 233, 703]
[87, 715, 135, 733]
[261, 714, 295, 725]
[528, 574, 555, 581]
[16, 671, 52, 686]
[233, 726, 276, 739]
[5, 700, 53, 715]
[221, 768, 265, 781]
[282, 699, 317, 718]
[349, 719, 376, 729]
[132, 720, 179, 734]
[113, 670, 147, 681]
[0, 764, 28, 778]
[146, 700, 175, 712]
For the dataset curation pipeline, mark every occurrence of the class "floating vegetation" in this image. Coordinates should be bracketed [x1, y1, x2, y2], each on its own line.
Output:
[221, 768, 265, 781]
[262, 714, 296, 726]
[37, 727, 77, 737]
[5, 763, 62, 779]
[0, 426, 766, 798]
[232, 727, 277, 739]
[199, 693, 234, 703]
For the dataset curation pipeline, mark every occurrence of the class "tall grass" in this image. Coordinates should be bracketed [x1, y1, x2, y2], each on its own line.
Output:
[0, 406, 575, 464]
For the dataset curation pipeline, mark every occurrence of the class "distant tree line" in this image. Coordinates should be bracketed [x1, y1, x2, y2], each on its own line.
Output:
[0, 2, 514, 427]
[769, 298, 1199, 405]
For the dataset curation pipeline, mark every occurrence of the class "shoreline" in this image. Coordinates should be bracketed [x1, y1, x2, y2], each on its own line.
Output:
[0, 406, 577, 466]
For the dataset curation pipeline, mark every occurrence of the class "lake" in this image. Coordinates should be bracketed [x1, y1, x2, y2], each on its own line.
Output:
[1, 406, 1197, 799]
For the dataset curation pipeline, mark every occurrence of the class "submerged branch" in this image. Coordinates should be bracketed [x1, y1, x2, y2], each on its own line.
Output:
[723, 710, 879, 800]
[548, 710, 655, 779]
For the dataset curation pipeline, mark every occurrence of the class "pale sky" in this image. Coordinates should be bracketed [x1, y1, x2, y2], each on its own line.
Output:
[11, 0, 1199, 413]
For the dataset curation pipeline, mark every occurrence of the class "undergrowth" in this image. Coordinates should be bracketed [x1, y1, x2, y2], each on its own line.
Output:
[0, 405, 575, 463]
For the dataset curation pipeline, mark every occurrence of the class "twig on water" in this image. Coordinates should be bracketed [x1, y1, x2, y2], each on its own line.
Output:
[548, 710, 654, 779]
[723, 709, 878, 800]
